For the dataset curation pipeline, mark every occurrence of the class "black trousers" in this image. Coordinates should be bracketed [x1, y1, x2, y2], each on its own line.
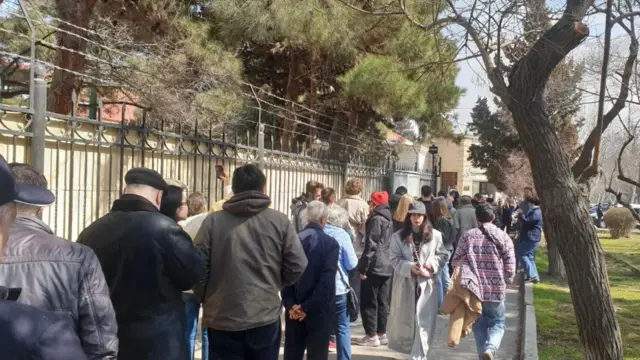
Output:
[284, 312, 332, 360]
[348, 269, 361, 322]
[360, 274, 390, 336]
[207, 320, 281, 360]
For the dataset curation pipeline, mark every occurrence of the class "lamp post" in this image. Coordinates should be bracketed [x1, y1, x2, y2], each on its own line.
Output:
[428, 144, 439, 190]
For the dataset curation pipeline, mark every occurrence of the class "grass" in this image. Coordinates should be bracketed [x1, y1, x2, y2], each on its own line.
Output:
[534, 234, 640, 360]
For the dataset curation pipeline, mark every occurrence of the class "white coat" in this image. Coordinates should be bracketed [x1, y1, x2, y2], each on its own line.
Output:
[387, 229, 448, 359]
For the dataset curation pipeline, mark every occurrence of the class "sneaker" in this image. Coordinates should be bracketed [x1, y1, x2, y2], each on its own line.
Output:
[355, 335, 380, 347]
[377, 334, 388, 345]
[482, 350, 494, 360]
[328, 341, 337, 353]
[531, 278, 540, 284]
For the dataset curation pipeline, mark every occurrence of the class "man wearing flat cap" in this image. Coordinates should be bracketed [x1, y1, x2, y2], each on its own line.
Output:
[0, 162, 118, 359]
[78, 167, 206, 360]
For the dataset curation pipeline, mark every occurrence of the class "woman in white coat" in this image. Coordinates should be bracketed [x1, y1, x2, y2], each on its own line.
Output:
[387, 201, 449, 359]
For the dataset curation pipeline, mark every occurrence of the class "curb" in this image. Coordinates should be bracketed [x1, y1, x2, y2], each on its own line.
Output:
[518, 273, 539, 360]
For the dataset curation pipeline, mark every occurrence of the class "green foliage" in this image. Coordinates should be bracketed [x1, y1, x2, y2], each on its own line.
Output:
[467, 97, 519, 189]
[604, 208, 638, 239]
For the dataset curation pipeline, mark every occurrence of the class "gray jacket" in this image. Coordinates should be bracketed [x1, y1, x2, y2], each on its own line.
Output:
[454, 204, 478, 241]
[1, 215, 118, 359]
[194, 191, 308, 331]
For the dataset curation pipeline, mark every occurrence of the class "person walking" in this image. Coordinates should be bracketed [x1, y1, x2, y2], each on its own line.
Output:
[517, 196, 543, 283]
[0, 155, 89, 360]
[291, 180, 325, 233]
[1, 163, 118, 359]
[387, 201, 448, 358]
[501, 200, 516, 233]
[283, 201, 339, 360]
[356, 191, 393, 347]
[77, 168, 206, 360]
[450, 204, 516, 360]
[454, 195, 478, 242]
[432, 197, 456, 310]
[194, 164, 308, 360]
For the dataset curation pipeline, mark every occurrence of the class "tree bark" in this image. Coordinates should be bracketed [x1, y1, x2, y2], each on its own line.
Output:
[503, 19, 623, 358]
[546, 235, 566, 278]
[49, 0, 97, 114]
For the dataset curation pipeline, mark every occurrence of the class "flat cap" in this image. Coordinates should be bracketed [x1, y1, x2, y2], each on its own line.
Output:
[124, 168, 168, 192]
[407, 201, 426, 215]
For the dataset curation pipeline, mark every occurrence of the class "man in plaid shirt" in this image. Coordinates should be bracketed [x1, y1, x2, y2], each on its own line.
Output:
[451, 203, 516, 360]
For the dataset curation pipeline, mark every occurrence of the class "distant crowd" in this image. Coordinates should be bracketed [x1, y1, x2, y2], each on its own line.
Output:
[0, 155, 543, 360]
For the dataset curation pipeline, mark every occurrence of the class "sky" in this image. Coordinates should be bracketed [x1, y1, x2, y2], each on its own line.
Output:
[451, 10, 618, 133]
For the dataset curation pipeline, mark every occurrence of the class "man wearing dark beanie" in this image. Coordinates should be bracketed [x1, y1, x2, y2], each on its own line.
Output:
[78, 167, 206, 360]
[449, 203, 516, 360]
[356, 191, 394, 347]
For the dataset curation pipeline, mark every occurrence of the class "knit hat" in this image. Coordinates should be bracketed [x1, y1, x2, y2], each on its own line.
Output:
[370, 191, 389, 207]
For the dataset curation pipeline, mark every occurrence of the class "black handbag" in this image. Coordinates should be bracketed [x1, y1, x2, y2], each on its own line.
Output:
[337, 266, 359, 321]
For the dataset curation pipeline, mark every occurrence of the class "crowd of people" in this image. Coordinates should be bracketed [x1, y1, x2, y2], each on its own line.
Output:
[0, 152, 543, 360]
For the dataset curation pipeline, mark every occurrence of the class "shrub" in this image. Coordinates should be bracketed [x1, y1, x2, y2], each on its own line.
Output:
[603, 208, 637, 239]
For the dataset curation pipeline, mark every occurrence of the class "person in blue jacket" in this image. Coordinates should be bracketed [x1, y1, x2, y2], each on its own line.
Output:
[517, 195, 543, 283]
[282, 201, 340, 360]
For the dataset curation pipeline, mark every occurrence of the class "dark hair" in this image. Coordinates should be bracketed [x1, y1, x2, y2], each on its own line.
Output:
[525, 195, 541, 206]
[432, 198, 450, 220]
[10, 163, 49, 214]
[476, 203, 495, 223]
[187, 192, 207, 216]
[395, 186, 408, 196]
[401, 213, 433, 242]
[233, 164, 267, 194]
[486, 197, 495, 204]
[437, 190, 447, 198]
[421, 185, 432, 198]
[305, 180, 324, 196]
[160, 185, 184, 222]
[321, 187, 337, 205]
[459, 195, 473, 206]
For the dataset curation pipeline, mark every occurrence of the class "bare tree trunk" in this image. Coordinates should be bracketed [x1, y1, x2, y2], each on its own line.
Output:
[546, 235, 566, 278]
[49, 0, 96, 114]
[507, 92, 622, 359]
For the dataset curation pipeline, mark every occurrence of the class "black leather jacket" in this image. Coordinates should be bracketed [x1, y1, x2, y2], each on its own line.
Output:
[1, 214, 118, 359]
[77, 194, 206, 360]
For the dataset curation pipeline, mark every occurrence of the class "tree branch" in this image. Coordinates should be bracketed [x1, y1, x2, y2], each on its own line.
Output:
[572, 29, 638, 181]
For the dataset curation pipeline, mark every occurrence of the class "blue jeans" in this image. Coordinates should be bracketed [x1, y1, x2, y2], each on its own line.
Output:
[437, 263, 451, 308]
[334, 294, 351, 360]
[518, 240, 540, 280]
[183, 293, 208, 360]
[473, 301, 506, 358]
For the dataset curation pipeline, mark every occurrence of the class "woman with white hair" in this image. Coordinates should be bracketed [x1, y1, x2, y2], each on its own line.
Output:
[324, 205, 358, 359]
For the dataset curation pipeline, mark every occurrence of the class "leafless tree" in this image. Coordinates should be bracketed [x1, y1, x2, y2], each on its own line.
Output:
[336, 0, 640, 357]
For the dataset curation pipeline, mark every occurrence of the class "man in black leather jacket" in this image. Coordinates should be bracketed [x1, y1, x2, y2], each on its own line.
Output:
[0, 155, 88, 360]
[0, 163, 118, 359]
[78, 168, 206, 360]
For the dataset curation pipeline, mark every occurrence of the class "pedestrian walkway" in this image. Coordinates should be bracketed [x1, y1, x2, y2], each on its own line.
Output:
[196, 283, 520, 360]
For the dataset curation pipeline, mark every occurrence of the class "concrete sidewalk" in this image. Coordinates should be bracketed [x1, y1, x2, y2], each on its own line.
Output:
[196, 283, 520, 360]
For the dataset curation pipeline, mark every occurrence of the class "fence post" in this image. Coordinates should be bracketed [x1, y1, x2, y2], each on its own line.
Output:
[30, 64, 47, 173]
[258, 123, 265, 170]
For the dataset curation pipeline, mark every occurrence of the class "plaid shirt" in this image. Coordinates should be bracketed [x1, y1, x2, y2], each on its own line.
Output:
[451, 223, 516, 302]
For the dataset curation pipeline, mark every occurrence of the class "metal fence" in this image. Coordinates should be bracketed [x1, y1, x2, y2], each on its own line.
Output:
[0, 66, 433, 241]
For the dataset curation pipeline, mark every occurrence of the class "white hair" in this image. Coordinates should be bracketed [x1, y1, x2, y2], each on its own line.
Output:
[306, 200, 328, 224]
[327, 205, 349, 228]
